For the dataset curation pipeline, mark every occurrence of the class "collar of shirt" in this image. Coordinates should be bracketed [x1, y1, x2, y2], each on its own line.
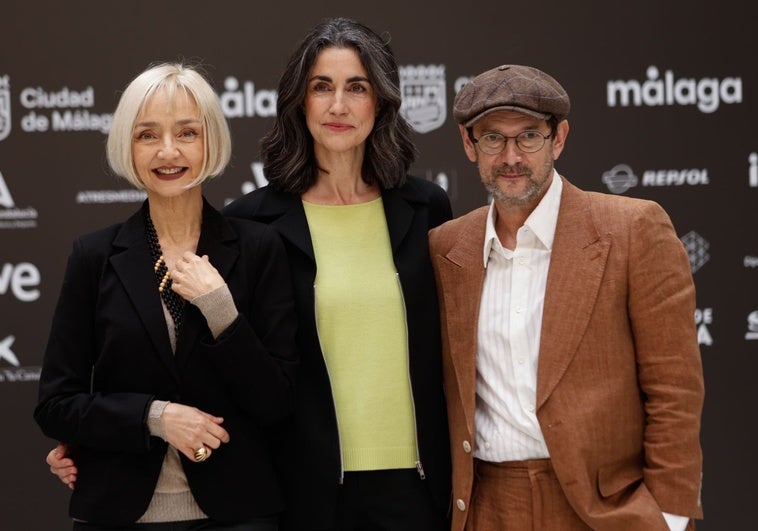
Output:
[482, 170, 564, 268]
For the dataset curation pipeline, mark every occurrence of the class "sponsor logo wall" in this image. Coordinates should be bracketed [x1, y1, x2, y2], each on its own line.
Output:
[0, 2, 754, 529]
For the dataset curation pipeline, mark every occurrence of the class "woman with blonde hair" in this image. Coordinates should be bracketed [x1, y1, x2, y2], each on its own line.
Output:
[35, 63, 298, 531]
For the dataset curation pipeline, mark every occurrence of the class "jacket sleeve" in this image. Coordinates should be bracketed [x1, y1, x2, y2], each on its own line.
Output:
[628, 201, 704, 518]
[200, 223, 299, 424]
[34, 238, 154, 452]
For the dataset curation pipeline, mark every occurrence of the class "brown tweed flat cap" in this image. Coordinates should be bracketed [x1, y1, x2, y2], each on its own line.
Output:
[453, 64, 570, 126]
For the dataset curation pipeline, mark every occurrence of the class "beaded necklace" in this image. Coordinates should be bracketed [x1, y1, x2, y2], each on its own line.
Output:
[145, 211, 185, 334]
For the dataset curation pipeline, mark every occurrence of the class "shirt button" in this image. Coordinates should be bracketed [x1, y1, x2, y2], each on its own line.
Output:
[518, 357, 525, 365]
[527, 404, 535, 412]
[456, 499, 466, 511]
[484, 442, 491, 449]
[462, 440, 472, 453]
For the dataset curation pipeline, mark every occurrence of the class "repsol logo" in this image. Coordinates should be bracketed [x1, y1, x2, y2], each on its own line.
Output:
[602, 164, 708, 194]
[0, 262, 40, 302]
[607, 66, 742, 113]
[641, 169, 709, 186]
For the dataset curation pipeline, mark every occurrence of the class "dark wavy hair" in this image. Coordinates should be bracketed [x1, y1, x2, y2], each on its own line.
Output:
[261, 17, 418, 194]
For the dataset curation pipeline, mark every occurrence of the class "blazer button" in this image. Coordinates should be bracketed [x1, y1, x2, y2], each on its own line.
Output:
[462, 440, 472, 453]
[456, 499, 466, 511]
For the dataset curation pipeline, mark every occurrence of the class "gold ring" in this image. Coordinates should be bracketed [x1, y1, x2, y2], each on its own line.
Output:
[194, 446, 209, 462]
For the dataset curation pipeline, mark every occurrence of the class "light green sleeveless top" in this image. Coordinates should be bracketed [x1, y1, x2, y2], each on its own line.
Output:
[303, 197, 417, 471]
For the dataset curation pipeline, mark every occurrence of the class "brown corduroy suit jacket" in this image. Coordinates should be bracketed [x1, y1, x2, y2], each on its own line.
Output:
[429, 177, 704, 531]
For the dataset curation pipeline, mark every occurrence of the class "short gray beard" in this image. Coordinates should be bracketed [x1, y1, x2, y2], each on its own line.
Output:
[484, 158, 554, 208]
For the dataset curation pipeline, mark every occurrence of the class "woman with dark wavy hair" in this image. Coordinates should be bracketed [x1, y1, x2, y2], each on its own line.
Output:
[223, 17, 452, 531]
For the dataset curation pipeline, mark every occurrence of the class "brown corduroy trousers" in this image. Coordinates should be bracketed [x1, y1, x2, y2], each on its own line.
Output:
[465, 458, 592, 531]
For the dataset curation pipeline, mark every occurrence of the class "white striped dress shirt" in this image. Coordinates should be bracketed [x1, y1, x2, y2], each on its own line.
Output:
[473, 171, 562, 462]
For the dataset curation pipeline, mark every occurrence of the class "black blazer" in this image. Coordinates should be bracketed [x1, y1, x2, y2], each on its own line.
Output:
[222, 176, 453, 529]
[34, 199, 298, 526]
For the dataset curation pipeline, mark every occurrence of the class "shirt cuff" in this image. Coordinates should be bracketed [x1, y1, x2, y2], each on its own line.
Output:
[662, 512, 689, 531]
[147, 400, 170, 441]
[190, 284, 239, 339]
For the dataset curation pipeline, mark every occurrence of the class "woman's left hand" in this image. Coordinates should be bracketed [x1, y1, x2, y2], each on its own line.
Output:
[160, 403, 230, 462]
[171, 252, 224, 300]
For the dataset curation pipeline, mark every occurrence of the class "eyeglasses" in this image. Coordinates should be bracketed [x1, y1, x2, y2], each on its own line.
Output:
[468, 129, 552, 155]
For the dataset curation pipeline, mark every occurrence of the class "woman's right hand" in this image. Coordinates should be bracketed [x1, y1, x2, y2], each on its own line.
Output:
[46, 443, 77, 490]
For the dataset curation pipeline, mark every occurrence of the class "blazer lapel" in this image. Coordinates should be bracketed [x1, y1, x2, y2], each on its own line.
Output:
[537, 180, 610, 408]
[436, 208, 488, 434]
[381, 187, 414, 254]
[197, 199, 239, 279]
[109, 204, 180, 380]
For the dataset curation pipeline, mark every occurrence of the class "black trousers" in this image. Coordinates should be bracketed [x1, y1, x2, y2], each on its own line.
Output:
[72, 517, 277, 531]
[326, 468, 449, 531]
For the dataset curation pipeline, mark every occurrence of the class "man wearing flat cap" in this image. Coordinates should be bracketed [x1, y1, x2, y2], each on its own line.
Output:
[429, 64, 704, 530]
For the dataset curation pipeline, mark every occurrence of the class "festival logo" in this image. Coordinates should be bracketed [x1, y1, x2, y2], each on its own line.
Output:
[219, 77, 277, 118]
[607, 65, 742, 113]
[400, 65, 447, 134]
[749, 152, 757, 188]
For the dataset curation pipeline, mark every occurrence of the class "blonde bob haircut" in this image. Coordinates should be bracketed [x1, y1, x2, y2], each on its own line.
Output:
[106, 62, 231, 190]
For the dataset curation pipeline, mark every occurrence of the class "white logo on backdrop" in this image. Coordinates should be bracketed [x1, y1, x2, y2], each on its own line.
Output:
[746, 311, 758, 341]
[19, 84, 112, 133]
[0, 75, 11, 141]
[680, 231, 710, 274]
[640, 169, 709, 186]
[602, 164, 709, 194]
[224, 162, 268, 207]
[602, 164, 638, 194]
[0, 170, 38, 229]
[695, 308, 713, 346]
[75, 189, 146, 204]
[749, 152, 757, 188]
[0, 170, 15, 209]
[745, 256, 758, 268]
[0, 262, 41, 302]
[219, 77, 277, 118]
[607, 66, 742, 113]
[0, 335, 40, 383]
[399, 65, 447, 134]
[0, 335, 19, 366]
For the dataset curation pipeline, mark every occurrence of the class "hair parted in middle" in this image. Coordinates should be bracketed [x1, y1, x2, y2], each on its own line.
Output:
[261, 17, 418, 194]
[107, 62, 232, 190]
